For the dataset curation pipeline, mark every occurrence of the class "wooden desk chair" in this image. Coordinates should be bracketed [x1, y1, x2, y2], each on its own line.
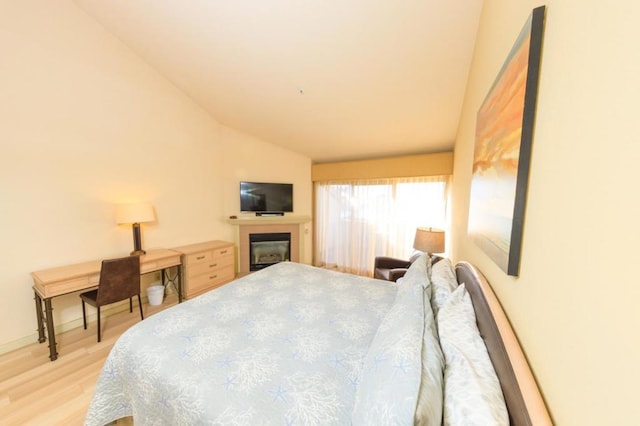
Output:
[80, 255, 143, 342]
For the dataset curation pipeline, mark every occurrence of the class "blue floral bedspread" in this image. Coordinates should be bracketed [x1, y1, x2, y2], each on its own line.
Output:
[85, 262, 398, 425]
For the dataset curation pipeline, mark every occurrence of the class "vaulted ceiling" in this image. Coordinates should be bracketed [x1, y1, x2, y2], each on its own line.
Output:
[75, 0, 483, 163]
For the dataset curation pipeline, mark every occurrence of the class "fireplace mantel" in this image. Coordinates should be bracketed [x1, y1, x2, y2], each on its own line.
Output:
[226, 215, 311, 225]
[227, 215, 312, 274]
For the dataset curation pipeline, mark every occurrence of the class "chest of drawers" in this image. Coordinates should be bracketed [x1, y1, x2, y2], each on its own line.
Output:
[173, 240, 235, 299]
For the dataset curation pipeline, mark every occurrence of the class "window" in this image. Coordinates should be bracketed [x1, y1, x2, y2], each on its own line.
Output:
[315, 176, 449, 276]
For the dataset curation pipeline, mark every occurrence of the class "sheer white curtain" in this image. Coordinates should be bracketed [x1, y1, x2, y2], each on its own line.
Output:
[315, 176, 449, 276]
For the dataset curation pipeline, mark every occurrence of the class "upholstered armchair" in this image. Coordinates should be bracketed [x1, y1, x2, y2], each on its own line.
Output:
[373, 252, 445, 282]
[373, 252, 423, 282]
[374, 227, 446, 282]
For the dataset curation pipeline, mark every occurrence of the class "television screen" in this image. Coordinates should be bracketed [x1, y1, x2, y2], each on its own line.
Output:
[240, 182, 293, 213]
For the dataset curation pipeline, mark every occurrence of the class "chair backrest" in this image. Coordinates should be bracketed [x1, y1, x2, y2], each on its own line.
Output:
[96, 255, 141, 306]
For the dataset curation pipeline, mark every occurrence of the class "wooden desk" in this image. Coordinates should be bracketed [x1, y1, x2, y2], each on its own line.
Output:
[31, 249, 182, 361]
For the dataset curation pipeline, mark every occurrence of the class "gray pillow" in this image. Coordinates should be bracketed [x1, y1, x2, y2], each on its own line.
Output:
[352, 264, 424, 425]
[414, 273, 444, 425]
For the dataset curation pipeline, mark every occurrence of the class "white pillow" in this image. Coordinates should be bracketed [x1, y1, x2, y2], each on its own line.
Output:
[430, 258, 458, 317]
[437, 284, 508, 426]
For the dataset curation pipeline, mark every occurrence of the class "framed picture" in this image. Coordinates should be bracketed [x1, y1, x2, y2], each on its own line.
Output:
[468, 6, 545, 276]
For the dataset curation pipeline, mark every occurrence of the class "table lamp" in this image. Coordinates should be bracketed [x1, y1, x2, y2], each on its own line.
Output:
[413, 227, 445, 256]
[115, 202, 156, 255]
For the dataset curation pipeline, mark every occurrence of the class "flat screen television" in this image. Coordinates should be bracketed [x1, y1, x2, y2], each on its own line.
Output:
[240, 181, 293, 214]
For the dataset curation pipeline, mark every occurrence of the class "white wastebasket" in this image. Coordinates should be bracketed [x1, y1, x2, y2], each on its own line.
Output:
[147, 285, 164, 306]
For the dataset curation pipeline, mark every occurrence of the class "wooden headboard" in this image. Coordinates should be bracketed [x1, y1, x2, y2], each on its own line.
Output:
[455, 261, 552, 426]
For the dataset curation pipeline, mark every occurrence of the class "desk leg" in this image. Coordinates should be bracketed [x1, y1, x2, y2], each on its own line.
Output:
[162, 266, 183, 303]
[177, 264, 182, 303]
[34, 291, 45, 343]
[43, 298, 58, 361]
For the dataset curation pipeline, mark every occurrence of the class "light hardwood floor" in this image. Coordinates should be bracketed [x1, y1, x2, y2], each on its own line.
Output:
[0, 295, 178, 426]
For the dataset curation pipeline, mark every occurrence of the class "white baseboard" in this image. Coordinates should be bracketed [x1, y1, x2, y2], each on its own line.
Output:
[0, 294, 157, 356]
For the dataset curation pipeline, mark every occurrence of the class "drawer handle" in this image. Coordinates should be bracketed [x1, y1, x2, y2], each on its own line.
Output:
[209, 274, 218, 280]
[209, 263, 218, 268]
[196, 255, 205, 260]
[220, 250, 227, 254]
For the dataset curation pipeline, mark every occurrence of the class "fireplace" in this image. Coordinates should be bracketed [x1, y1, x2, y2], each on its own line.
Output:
[249, 232, 291, 271]
[230, 219, 308, 275]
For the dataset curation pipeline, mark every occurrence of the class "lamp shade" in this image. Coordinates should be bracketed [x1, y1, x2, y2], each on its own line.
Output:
[115, 202, 155, 224]
[413, 227, 445, 254]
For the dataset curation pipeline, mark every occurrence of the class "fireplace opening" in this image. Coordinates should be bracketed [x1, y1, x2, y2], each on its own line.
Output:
[249, 232, 291, 271]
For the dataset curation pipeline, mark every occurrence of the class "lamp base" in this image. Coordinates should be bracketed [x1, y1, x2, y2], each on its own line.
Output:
[131, 223, 146, 256]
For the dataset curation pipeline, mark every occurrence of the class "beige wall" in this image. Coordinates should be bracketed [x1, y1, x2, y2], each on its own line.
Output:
[219, 127, 313, 264]
[451, 1, 640, 424]
[0, 1, 311, 351]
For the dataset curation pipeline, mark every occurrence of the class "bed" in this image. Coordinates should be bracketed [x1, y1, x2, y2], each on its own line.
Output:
[85, 255, 551, 425]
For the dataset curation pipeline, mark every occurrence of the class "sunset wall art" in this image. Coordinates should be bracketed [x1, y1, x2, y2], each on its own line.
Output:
[468, 6, 545, 276]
